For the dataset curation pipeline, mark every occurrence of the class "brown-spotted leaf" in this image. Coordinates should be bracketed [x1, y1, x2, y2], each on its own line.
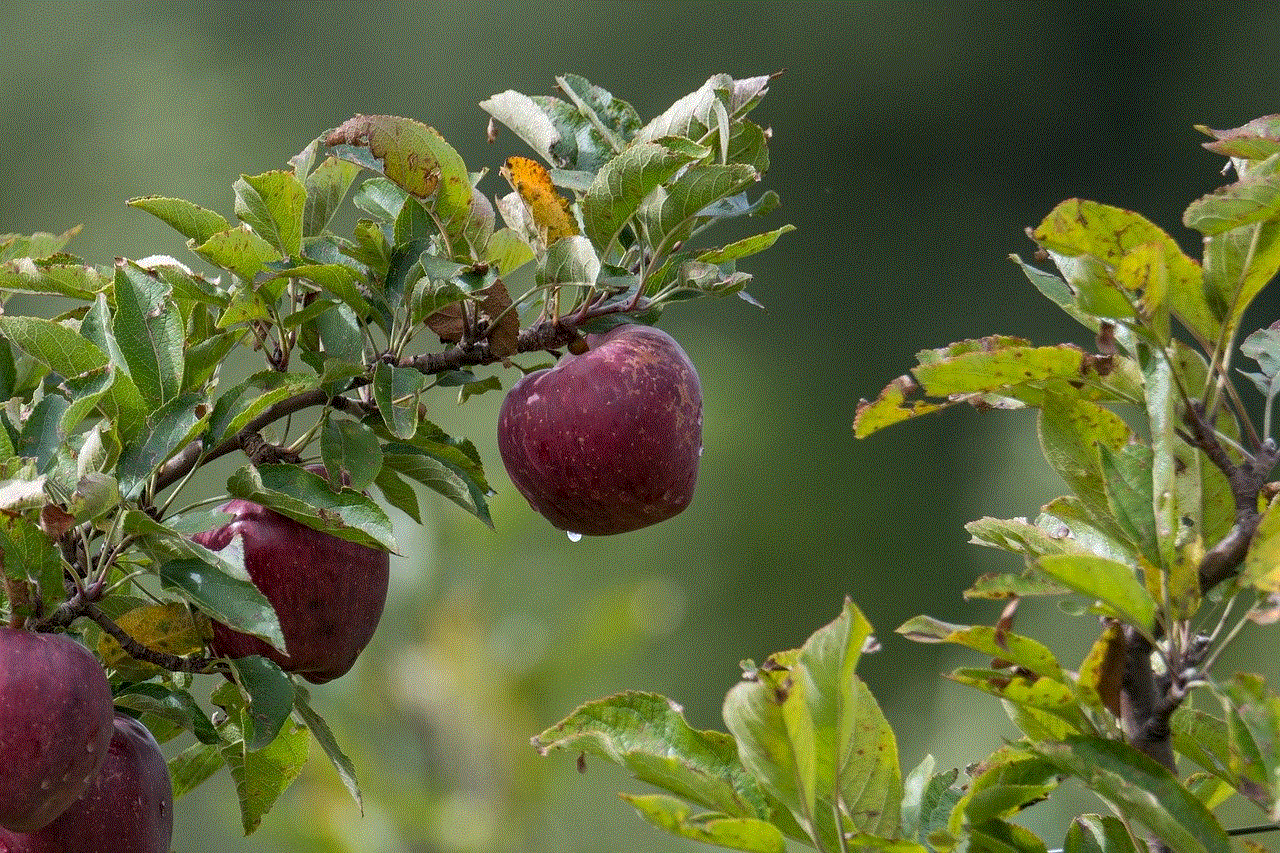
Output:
[502, 155, 578, 244]
[326, 115, 443, 198]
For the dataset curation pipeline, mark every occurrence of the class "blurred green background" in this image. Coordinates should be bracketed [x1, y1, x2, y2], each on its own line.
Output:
[4, 2, 1280, 850]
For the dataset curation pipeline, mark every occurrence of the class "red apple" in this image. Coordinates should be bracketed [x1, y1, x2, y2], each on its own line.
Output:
[497, 323, 703, 535]
[0, 628, 114, 833]
[0, 714, 173, 853]
[193, 477, 390, 684]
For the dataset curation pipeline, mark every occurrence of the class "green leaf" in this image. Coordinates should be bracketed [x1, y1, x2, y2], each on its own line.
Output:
[0, 227, 81, 262]
[382, 446, 491, 527]
[1097, 443, 1160, 567]
[542, 235, 601, 289]
[206, 370, 319, 446]
[372, 464, 420, 524]
[128, 196, 230, 243]
[483, 228, 536, 276]
[117, 392, 208, 498]
[110, 262, 185, 409]
[968, 819, 1050, 853]
[620, 793, 785, 853]
[115, 683, 219, 745]
[1241, 495, 1280, 592]
[234, 170, 307, 257]
[18, 393, 69, 471]
[227, 656, 295, 751]
[532, 691, 770, 820]
[213, 682, 310, 836]
[293, 683, 362, 811]
[1198, 116, 1280, 162]
[1201, 218, 1280, 343]
[639, 163, 759, 248]
[1037, 554, 1157, 631]
[1184, 152, 1280, 235]
[635, 74, 740, 144]
[320, 417, 382, 491]
[302, 156, 361, 238]
[276, 262, 372, 317]
[193, 225, 283, 282]
[372, 363, 424, 440]
[479, 90, 562, 166]
[797, 599, 901, 835]
[723, 652, 819, 835]
[948, 749, 1059, 834]
[183, 330, 243, 391]
[351, 177, 408, 224]
[226, 463, 396, 552]
[1221, 673, 1280, 807]
[168, 741, 225, 800]
[697, 225, 796, 265]
[0, 257, 105, 299]
[581, 139, 706, 251]
[1063, 815, 1143, 853]
[1034, 736, 1230, 853]
[0, 511, 65, 609]
[158, 557, 286, 651]
[0, 314, 109, 378]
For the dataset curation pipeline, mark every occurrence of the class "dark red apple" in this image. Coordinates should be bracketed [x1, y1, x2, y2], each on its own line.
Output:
[0, 714, 173, 853]
[0, 628, 114, 833]
[193, 475, 390, 684]
[497, 323, 703, 535]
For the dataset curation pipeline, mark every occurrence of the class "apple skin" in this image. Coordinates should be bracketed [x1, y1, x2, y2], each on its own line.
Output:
[193, 488, 390, 684]
[0, 628, 114, 833]
[497, 323, 703, 535]
[0, 714, 173, 853]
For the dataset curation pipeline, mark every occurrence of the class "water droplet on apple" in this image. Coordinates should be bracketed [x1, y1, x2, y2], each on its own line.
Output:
[698, 445, 704, 456]
[566, 531, 583, 542]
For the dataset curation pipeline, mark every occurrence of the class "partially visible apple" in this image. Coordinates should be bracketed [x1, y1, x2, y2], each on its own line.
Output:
[193, 471, 390, 684]
[0, 628, 114, 833]
[497, 323, 703, 535]
[0, 714, 173, 853]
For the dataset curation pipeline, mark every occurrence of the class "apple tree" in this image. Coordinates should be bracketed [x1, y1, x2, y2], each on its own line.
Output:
[0, 72, 788, 846]
[530, 118, 1280, 852]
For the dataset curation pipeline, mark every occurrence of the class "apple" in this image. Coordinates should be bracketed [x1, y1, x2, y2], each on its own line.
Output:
[192, 474, 390, 684]
[0, 628, 114, 833]
[0, 714, 173, 853]
[497, 323, 703, 535]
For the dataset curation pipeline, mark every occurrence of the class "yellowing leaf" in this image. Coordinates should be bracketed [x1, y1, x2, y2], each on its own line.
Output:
[502, 155, 578, 243]
[98, 602, 210, 680]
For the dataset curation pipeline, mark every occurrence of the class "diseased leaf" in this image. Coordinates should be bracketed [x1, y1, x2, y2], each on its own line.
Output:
[234, 170, 307, 257]
[97, 603, 208, 681]
[1184, 152, 1280, 235]
[503, 156, 579, 244]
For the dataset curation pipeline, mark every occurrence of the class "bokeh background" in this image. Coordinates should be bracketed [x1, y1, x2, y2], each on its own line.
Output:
[4, 2, 1280, 850]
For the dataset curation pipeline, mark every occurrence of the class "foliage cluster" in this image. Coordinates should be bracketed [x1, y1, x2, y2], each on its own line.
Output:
[0, 73, 786, 834]
[537, 116, 1280, 853]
